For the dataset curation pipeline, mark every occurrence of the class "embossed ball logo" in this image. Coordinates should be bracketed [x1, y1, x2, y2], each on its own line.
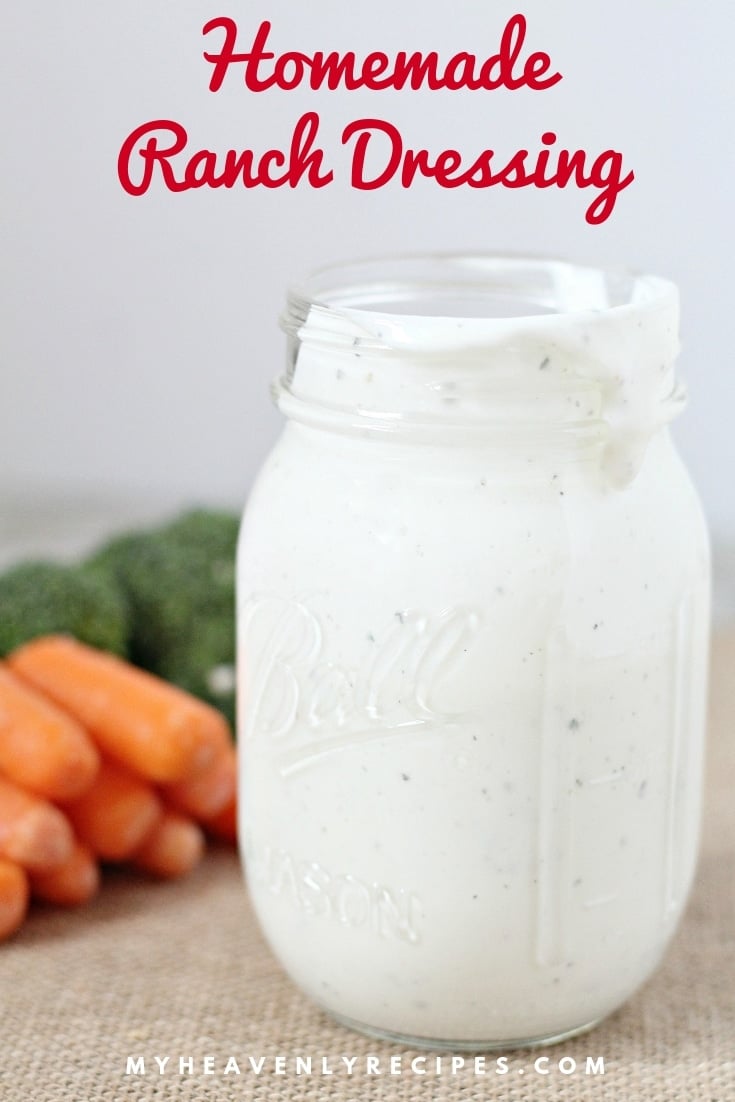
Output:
[239, 595, 481, 774]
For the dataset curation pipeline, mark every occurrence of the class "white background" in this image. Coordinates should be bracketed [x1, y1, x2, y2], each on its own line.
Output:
[1, 1, 733, 545]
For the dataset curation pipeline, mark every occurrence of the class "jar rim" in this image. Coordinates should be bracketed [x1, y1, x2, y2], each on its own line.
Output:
[282, 252, 677, 339]
[276, 252, 683, 487]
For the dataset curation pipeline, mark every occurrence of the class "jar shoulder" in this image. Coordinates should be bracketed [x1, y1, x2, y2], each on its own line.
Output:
[241, 426, 708, 545]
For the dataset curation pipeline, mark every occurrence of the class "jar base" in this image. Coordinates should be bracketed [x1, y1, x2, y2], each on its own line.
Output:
[325, 1008, 604, 1052]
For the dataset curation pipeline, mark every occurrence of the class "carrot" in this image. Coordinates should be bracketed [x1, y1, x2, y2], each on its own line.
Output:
[161, 742, 236, 821]
[204, 796, 237, 845]
[0, 775, 74, 872]
[30, 840, 100, 907]
[132, 810, 205, 879]
[0, 859, 29, 940]
[61, 759, 162, 861]
[0, 664, 100, 801]
[10, 635, 230, 783]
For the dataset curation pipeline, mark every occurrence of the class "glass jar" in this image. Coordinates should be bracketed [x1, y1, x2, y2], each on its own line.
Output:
[236, 254, 710, 1049]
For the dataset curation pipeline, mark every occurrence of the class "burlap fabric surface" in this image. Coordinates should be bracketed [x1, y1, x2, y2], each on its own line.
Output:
[1, 638, 733, 1102]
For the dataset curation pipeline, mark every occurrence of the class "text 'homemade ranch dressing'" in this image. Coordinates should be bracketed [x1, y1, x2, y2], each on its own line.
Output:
[236, 256, 710, 1048]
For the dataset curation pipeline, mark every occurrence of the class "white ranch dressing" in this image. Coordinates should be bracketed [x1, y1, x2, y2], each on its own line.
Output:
[284, 262, 682, 487]
[238, 256, 709, 1047]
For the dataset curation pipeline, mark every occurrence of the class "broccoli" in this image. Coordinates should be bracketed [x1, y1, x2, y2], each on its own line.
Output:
[0, 561, 131, 658]
[89, 509, 239, 726]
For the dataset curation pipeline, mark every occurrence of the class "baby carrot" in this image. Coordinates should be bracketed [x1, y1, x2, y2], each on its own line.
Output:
[61, 759, 162, 861]
[0, 664, 100, 801]
[203, 796, 237, 845]
[0, 775, 74, 872]
[10, 635, 230, 783]
[132, 811, 205, 879]
[161, 742, 236, 821]
[0, 859, 29, 941]
[30, 840, 100, 907]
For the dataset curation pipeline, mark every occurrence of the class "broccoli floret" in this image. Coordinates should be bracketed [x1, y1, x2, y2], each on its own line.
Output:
[88, 508, 238, 725]
[159, 619, 237, 728]
[0, 561, 131, 657]
[90, 530, 184, 669]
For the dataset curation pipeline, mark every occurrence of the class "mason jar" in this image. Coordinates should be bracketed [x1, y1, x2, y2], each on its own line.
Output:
[236, 254, 710, 1049]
